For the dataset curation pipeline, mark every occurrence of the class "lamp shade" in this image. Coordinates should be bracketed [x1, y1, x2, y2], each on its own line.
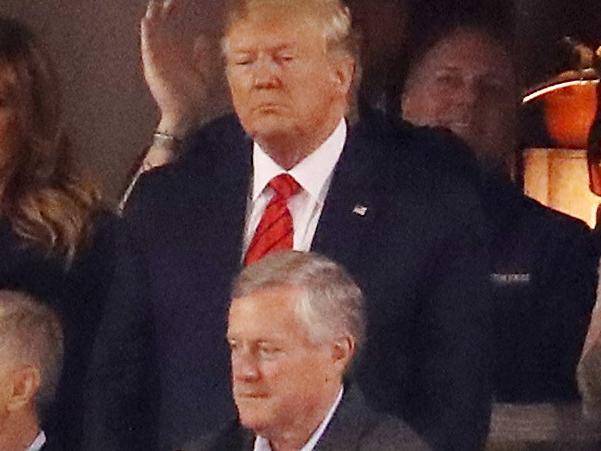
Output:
[523, 148, 598, 227]
[542, 81, 597, 149]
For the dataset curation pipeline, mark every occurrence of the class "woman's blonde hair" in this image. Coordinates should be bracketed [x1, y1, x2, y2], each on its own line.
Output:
[0, 17, 101, 264]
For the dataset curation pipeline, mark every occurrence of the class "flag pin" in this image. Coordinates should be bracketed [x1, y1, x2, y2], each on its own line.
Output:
[352, 204, 368, 216]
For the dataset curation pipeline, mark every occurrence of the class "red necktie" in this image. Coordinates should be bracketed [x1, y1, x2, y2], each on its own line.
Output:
[244, 174, 301, 265]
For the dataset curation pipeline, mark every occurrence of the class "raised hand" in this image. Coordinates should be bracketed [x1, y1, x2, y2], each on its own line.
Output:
[141, 0, 211, 138]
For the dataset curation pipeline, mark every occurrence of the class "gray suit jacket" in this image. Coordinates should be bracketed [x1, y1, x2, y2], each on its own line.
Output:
[184, 384, 430, 451]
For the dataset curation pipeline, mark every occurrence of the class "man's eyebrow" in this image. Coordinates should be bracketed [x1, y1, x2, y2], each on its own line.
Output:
[230, 42, 296, 53]
[433, 64, 461, 71]
[272, 43, 296, 52]
[228, 47, 253, 54]
[433, 64, 503, 79]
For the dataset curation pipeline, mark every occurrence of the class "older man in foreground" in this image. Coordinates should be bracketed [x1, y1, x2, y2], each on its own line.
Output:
[185, 251, 429, 450]
[400, 18, 598, 403]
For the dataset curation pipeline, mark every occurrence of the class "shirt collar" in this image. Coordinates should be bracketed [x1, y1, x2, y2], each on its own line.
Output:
[252, 119, 347, 204]
[26, 430, 46, 451]
[253, 385, 344, 451]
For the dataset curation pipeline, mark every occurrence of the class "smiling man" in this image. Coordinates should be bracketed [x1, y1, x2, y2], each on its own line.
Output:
[85, 1, 492, 450]
[186, 251, 428, 451]
[401, 23, 518, 174]
[400, 20, 598, 403]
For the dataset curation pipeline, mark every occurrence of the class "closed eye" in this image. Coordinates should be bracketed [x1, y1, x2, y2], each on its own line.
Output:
[257, 345, 282, 358]
[229, 53, 255, 66]
[235, 58, 252, 66]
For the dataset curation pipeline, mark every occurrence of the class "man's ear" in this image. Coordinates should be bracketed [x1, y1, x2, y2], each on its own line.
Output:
[330, 56, 356, 96]
[6, 365, 40, 413]
[331, 335, 356, 371]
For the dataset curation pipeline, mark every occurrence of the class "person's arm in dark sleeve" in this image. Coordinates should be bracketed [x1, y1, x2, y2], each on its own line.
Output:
[414, 213, 493, 451]
[81, 216, 159, 451]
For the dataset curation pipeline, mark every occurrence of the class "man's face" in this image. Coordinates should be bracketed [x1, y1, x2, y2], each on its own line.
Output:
[402, 28, 518, 171]
[224, 10, 351, 158]
[227, 286, 341, 438]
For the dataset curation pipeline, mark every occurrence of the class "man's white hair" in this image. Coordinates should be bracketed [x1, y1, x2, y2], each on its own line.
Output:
[0, 290, 63, 417]
[232, 251, 366, 355]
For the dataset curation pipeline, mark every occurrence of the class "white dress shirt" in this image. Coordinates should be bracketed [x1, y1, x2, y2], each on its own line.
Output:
[253, 386, 344, 451]
[26, 430, 46, 451]
[242, 119, 347, 257]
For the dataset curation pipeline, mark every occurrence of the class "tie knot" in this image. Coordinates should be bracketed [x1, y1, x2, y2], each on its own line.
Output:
[268, 174, 301, 200]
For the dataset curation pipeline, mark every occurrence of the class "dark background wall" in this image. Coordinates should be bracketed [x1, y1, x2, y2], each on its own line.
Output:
[0, 0, 599, 202]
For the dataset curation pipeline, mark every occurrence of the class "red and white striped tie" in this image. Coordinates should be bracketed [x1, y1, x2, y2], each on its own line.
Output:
[244, 174, 301, 265]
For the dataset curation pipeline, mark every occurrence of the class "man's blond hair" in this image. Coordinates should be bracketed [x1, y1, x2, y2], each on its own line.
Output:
[222, 0, 361, 119]
[223, 0, 358, 61]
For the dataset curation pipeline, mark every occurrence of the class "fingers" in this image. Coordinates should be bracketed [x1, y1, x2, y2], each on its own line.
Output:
[142, 0, 181, 47]
[192, 34, 211, 65]
[144, 0, 178, 23]
[145, 0, 161, 21]
[163, 0, 177, 16]
[192, 34, 213, 83]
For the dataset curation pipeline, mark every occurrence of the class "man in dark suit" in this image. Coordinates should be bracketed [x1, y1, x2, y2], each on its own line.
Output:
[184, 251, 429, 451]
[84, 1, 492, 450]
[400, 19, 599, 402]
[0, 290, 64, 451]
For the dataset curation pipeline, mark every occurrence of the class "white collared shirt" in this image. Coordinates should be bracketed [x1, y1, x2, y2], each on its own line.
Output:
[26, 430, 46, 451]
[242, 119, 347, 257]
[253, 386, 344, 451]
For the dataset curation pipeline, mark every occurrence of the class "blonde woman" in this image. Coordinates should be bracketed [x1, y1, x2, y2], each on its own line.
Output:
[0, 17, 116, 449]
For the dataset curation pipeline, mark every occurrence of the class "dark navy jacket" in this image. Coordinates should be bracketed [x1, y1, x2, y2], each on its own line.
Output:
[483, 176, 598, 402]
[84, 115, 492, 451]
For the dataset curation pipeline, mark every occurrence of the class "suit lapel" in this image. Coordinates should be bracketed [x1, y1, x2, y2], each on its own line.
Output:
[312, 125, 378, 267]
[203, 418, 255, 451]
[314, 384, 370, 451]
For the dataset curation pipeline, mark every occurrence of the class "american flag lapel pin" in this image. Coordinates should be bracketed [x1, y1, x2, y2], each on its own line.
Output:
[352, 204, 368, 216]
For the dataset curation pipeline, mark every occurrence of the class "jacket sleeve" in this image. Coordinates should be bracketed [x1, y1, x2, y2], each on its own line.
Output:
[413, 212, 493, 451]
[81, 217, 160, 451]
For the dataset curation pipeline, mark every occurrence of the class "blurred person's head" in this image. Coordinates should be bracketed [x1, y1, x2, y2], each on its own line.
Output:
[346, 0, 409, 116]
[0, 290, 63, 449]
[401, 22, 519, 175]
[221, 0, 359, 169]
[0, 17, 101, 263]
[228, 251, 364, 449]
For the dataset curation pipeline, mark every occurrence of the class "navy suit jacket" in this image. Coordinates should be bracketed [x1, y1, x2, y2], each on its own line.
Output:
[83, 115, 492, 451]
